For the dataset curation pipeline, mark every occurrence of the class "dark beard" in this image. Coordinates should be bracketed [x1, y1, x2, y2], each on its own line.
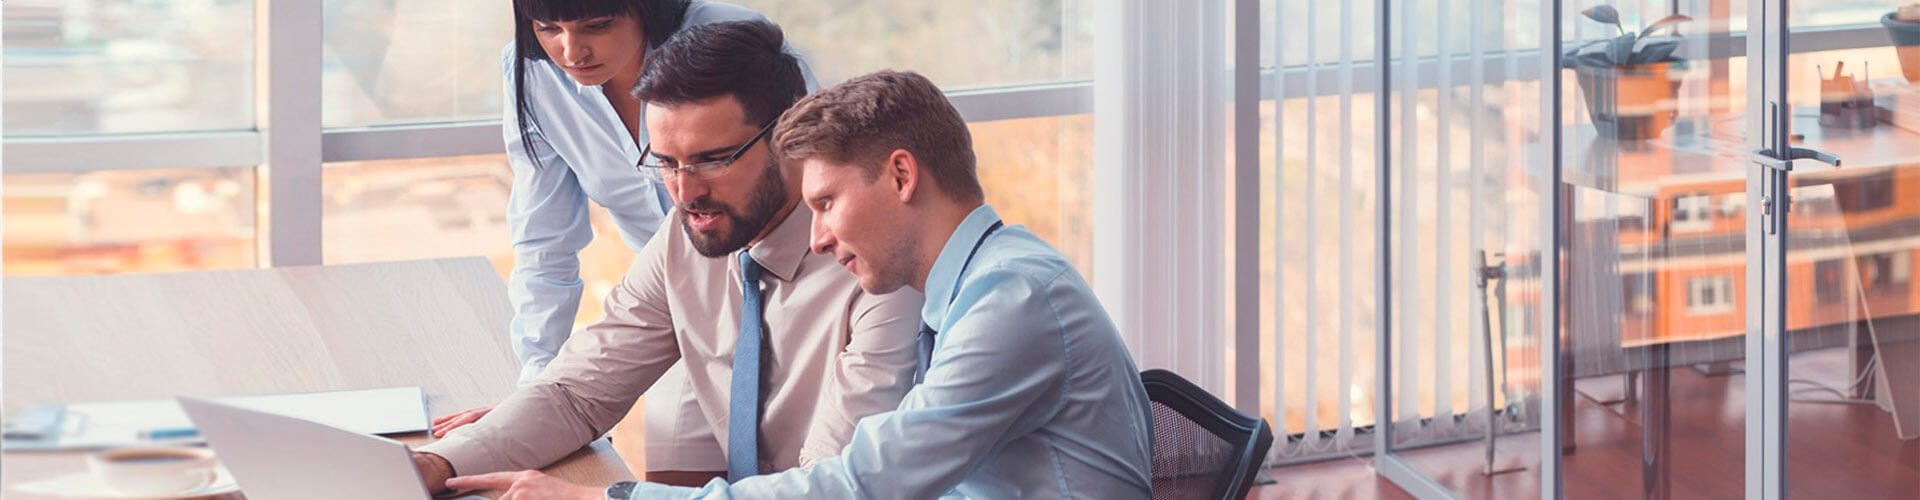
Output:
[681, 159, 788, 257]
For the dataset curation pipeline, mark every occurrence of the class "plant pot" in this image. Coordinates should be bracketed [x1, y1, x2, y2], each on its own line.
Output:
[1883, 13, 1920, 83]
[1572, 62, 1682, 141]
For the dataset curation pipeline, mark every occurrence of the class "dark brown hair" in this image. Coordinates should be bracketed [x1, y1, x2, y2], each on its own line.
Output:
[632, 20, 805, 126]
[773, 70, 983, 203]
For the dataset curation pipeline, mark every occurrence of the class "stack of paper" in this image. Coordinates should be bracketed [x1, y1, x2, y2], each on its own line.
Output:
[1874, 78, 1920, 134]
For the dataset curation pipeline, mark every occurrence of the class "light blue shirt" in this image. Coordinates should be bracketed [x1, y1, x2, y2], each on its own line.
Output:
[503, 2, 818, 384]
[627, 205, 1156, 499]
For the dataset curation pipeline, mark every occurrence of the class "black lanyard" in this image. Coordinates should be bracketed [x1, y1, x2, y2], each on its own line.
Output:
[940, 219, 1013, 317]
[916, 220, 1006, 385]
[947, 221, 1005, 308]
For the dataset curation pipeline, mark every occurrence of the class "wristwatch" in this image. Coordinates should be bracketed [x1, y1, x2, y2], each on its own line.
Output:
[605, 481, 638, 499]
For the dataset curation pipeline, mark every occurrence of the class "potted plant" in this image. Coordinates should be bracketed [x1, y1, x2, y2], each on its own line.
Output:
[1883, 4, 1920, 83]
[1562, 5, 1691, 140]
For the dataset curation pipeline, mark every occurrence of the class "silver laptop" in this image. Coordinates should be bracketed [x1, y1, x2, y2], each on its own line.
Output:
[178, 397, 485, 500]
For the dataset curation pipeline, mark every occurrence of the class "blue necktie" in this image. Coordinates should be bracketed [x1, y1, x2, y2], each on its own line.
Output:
[913, 323, 935, 385]
[726, 251, 765, 482]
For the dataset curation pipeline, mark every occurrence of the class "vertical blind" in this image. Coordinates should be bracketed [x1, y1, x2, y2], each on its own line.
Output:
[1266, 0, 1545, 463]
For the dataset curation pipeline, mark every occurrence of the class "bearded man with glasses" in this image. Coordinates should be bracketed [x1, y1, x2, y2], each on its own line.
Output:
[637, 118, 780, 255]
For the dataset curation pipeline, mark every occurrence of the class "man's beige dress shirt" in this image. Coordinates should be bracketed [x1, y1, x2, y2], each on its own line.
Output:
[419, 205, 922, 475]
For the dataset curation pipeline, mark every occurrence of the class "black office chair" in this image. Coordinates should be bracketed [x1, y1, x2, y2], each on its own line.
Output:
[1142, 369, 1274, 500]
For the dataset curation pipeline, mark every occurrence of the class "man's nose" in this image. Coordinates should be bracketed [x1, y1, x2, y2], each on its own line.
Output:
[809, 218, 836, 255]
[672, 173, 710, 202]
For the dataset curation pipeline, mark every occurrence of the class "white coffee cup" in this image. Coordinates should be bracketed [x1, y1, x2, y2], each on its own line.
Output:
[87, 447, 219, 496]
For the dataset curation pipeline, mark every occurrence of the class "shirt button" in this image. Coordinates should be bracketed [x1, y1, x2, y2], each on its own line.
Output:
[759, 460, 772, 473]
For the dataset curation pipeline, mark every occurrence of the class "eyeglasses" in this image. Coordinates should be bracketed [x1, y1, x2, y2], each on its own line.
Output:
[637, 120, 777, 182]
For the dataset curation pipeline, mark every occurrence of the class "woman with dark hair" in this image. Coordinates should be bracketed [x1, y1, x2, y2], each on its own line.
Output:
[430, 0, 815, 484]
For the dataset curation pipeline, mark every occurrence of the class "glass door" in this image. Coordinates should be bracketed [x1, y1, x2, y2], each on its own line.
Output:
[1752, 0, 1920, 498]
[1552, 0, 1754, 497]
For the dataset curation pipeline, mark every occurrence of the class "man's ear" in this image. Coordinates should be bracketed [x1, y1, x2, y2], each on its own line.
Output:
[887, 149, 921, 204]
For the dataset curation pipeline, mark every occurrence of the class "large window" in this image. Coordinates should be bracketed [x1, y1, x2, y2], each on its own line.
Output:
[733, 0, 1093, 89]
[323, 154, 638, 327]
[2, 168, 256, 275]
[322, 154, 514, 268]
[2, 0, 256, 136]
[972, 115, 1094, 274]
[320, 0, 510, 128]
[4, 1, 1096, 284]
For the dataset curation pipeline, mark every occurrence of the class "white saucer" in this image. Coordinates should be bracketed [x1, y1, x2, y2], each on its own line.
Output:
[8, 467, 239, 499]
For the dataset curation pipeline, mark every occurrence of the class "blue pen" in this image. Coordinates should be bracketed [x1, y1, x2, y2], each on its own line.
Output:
[140, 427, 199, 440]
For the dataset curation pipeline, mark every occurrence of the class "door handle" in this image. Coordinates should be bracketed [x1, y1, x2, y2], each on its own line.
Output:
[1751, 101, 1843, 173]
[1750, 146, 1841, 173]
[1749, 145, 1839, 234]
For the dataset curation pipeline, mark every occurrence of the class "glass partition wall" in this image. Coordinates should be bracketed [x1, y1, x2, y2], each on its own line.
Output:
[1252, 0, 1920, 497]
[1308, 0, 1920, 498]
[1255, 0, 1553, 496]
[1552, 0, 1751, 497]
[1379, 0, 1551, 496]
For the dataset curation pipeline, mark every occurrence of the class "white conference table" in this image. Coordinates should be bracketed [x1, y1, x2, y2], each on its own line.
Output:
[1, 257, 633, 499]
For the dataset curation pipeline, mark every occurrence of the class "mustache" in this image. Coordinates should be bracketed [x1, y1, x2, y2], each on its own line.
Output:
[679, 197, 737, 216]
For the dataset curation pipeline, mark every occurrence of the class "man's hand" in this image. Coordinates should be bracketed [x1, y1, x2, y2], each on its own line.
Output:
[431, 404, 496, 438]
[445, 470, 604, 500]
[412, 451, 455, 493]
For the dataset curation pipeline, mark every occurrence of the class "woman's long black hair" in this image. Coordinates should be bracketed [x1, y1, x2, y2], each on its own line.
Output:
[510, 0, 690, 163]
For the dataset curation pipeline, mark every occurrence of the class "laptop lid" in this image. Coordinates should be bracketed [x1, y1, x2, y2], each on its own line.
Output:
[178, 396, 435, 500]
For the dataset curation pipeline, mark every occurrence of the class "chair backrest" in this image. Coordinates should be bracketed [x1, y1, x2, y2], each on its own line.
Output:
[1142, 369, 1274, 500]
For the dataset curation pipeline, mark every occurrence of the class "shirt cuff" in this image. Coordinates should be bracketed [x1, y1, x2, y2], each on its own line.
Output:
[516, 360, 550, 387]
[414, 433, 509, 478]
